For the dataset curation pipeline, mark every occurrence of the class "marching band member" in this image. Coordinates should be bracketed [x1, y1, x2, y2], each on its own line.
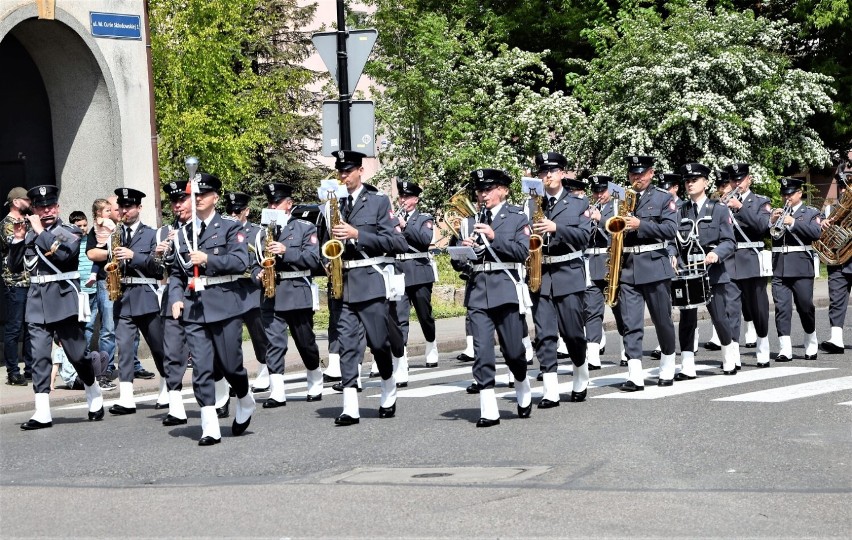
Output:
[391, 179, 440, 386]
[457, 168, 530, 426]
[585, 175, 626, 370]
[322, 150, 399, 425]
[674, 164, 736, 379]
[169, 173, 254, 445]
[618, 156, 678, 391]
[820, 172, 851, 353]
[259, 182, 325, 406]
[9, 185, 103, 429]
[530, 152, 592, 406]
[769, 177, 822, 362]
[721, 163, 772, 367]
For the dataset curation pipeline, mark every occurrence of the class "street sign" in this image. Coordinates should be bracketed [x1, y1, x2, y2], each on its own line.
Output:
[322, 100, 375, 157]
[312, 29, 378, 91]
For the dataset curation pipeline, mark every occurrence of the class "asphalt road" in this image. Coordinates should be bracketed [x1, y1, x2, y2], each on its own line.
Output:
[0, 309, 850, 539]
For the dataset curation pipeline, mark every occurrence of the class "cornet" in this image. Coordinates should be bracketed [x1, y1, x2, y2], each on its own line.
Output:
[769, 204, 793, 239]
[720, 185, 745, 204]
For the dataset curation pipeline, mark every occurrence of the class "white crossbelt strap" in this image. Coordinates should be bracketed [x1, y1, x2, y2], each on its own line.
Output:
[277, 270, 311, 279]
[30, 271, 80, 284]
[771, 246, 813, 253]
[342, 256, 395, 269]
[396, 252, 430, 260]
[584, 248, 607, 255]
[623, 242, 666, 254]
[121, 277, 158, 285]
[542, 251, 584, 265]
[196, 275, 242, 286]
[737, 241, 764, 249]
[471, 262, 523, 272]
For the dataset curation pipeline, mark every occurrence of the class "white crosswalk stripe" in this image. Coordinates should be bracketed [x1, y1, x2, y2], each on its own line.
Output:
[714, 375, 852, 403]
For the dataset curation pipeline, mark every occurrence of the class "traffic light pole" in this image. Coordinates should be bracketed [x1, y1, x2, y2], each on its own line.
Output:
[336, 0, 351, 151]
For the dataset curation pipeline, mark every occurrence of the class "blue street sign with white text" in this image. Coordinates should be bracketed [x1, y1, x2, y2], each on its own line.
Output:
[90, 12, 142, 40]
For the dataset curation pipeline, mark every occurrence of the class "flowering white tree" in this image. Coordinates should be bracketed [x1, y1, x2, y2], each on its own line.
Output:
[573, 1, 835, 184]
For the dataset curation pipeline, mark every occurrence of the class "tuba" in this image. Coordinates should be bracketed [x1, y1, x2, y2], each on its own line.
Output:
[104, 219, 125, 301]
[603, 188, 638, 307]
[442, 190, 478, 240]
[322, 189, 344, 300]
[814, 185, 852, 265]
[526, 189, 544, 293]
[260, 221, 277, 298]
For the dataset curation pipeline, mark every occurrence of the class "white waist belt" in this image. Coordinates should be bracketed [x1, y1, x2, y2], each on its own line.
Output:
[737, 242, 764, 249]
[623, 242, 666, 254]
[30, 271, 79, 284]
[197, 275, 241, 286]
[122, 277, 159, 285]
[584, 248, 608, 255]
[277, 270, 311, 279]
[342, 256, 395, 269]
[542, 251, 584, 265]
[396, 252, 430, 260]
[471, 262, 522, 272]
[771, 246, 813, 253]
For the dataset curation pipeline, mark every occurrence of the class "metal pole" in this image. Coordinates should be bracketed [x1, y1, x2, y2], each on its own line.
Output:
[336, 0, 350, 151]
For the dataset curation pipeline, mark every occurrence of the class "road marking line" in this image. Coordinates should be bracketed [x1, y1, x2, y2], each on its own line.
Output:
[714, 375, 852, 403]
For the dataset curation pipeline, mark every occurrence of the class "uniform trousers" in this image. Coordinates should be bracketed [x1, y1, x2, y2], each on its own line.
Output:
[678, 282, 732, 351]
[243, 306, 269, 364]
[115, 311, 165, 382]
[392, 283, 436, 343]
[771, 277, 815, 335]
[184, 316, 249, 407]
[584, 279, 624, 344]
[327, 296, 341, 356]
[163, 315, 189, 391]
[620, 280, 676, 359]
[28, 317, 94, 393]
[729, 277, 770, 340]
[469, 304, 527, 388]
[827, 265, 852, 327]
[267, 308, 320, 374]
[338, 297, 393, 388]
[532, 291, 585, 371]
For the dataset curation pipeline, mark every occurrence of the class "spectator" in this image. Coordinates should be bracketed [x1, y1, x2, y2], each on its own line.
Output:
[51, 340, 114, 391]
[3, 187, 34, 386]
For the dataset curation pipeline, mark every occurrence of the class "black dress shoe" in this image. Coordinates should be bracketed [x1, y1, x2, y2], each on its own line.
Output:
[334, 414, 360, 426]
[6, 373, 27, 386]
[745, 342, 756, 348]
[620, 360, 628, 367]
[134, 369, 155, 380]
[588, 364, 602, 371]
[332, 382, 362, 392]
[232, 416, 251, 436]
[198, 436, 221, 446]
[162, 414, 187, 426]
[323, 374, 341, 383]
[536, 372, 544, 382]
[88, 407, 104, 421]
[658, 378, 673, 387]
[722, 368, 737, 375]
[703, 342, 721, 351]
[674, 372, 696, 381]
[820, 341, 844, 354]
[306, 394, 322, 402]
[803, 353, 818, 360]
[619, 381, 644, 392]
[154, 402, 168, 410]
[21, 419, 52, 430]
[378, 403, 396, 418]
[216, 401, 230, 418]
[456, 353, 474, 362]
[109, 404, 136, 415]
[476, 417, 500, 428]
[517, 404, 532, 418]
[756, 362, 770, 368]
[466, 383, 480, 394]
[775, 354, 792, 363]
[557, 352, 569, 359]
[262, 398, 286, 409]
[570, 389, 587, 402]
[251, 385, 269, 393]
[396, 382, 408, 388]
[650, 350, 662, 360]
[426, 362, 438, 368]
[735, 365, 742, 371]
[538, 398, 560, 409]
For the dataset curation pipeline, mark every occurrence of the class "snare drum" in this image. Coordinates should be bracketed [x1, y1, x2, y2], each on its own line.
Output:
[671, 272, 710, 309]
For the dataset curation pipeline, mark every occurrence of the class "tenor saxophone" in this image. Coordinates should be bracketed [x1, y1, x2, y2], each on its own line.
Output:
[260, 221, 277, 298]
[526, 190, 544, 293]
[322, 190, 344, 299]
[603, 188, 638, 307]
[104, 219, 125, 301]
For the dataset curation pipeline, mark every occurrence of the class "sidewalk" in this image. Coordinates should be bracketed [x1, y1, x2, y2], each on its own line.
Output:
[0, 279, 832, 414]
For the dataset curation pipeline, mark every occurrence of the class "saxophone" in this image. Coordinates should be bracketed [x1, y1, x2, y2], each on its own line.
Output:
[526, 190, 544, 293]
[104, 220, 125, 301]
[322, 189, 344, 299]
[260, 221, 277, 298]
[603, 188, 638, 307]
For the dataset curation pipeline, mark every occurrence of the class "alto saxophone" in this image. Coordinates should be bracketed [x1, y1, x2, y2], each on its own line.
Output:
[603, 188, 638, 307]
[260, 221, 277, 298]
[322, 189, 344, 299]
[104, 219, 125, 301]
[526, 190, 544, 293]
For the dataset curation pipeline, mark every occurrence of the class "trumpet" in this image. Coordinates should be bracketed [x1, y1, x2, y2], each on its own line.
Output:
[769, 203, 793, 240]
[720, 185, 745, 204]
